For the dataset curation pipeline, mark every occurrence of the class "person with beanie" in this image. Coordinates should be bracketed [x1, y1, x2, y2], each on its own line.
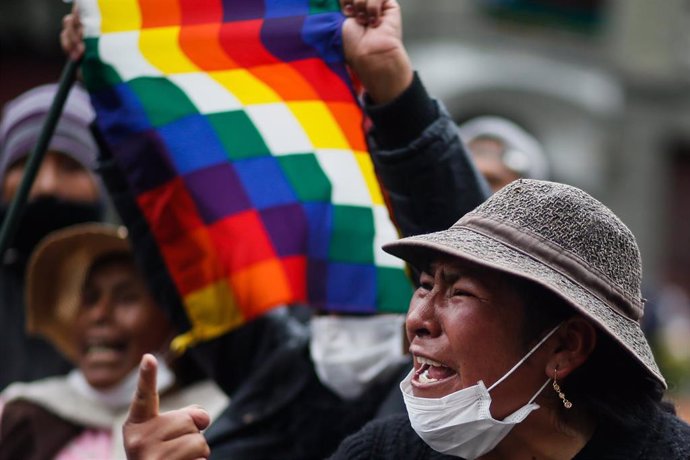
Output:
[0, 83, 106, 390]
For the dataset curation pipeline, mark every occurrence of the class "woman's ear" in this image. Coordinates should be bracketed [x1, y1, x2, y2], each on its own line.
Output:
[545, 317, 597, 379]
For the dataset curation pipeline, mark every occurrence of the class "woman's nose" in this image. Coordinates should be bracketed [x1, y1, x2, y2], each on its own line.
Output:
[406, 291, 441, 339]
[87, 297, 112, 324]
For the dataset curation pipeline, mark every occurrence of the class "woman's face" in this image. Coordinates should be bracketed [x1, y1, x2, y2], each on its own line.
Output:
[73, 257, 172, 390]
[406, 258, 550, 419]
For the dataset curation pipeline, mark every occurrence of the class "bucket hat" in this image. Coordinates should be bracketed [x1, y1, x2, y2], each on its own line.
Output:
[25, 223, 130, 362]
[384, 179, 665, 388]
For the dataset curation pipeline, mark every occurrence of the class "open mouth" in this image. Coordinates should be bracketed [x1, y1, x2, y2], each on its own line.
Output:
[82, 340, 127, 361]
[414, 356, 457, 385]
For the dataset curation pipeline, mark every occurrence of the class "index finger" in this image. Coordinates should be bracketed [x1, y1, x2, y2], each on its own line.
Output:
[70, 1, 81, 24]
[127, 353, 160, 424]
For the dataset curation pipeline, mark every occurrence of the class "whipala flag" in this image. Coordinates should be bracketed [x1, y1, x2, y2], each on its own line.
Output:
[78, 0, 412, 350]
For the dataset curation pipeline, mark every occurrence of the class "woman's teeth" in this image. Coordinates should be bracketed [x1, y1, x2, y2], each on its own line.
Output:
[416, 356, 449, 384]
[416, 356, 444, 367]
[419, 368, 438, 383]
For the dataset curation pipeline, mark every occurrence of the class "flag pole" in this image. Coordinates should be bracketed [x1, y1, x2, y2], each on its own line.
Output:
[0, 58, 81, 258]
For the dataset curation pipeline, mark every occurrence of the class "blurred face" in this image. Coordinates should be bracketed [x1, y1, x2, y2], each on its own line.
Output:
[1, 150, 100, 204]
[468, 138, 521, 193]
[406, 259, 549, 419]
[74, 257, 172, 390]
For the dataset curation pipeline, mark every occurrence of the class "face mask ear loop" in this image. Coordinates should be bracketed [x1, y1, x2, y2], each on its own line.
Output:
[527, 377, 552, 405]
[487, 323, 562, 393]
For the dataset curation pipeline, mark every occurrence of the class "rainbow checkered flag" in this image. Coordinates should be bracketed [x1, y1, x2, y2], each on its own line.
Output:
[78, 0, 413, 349]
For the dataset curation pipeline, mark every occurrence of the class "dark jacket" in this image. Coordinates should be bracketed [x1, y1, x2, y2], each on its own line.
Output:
[204, 341, 411, 460]
[329, 407, 690, 460]
[365, 73, 489, 238]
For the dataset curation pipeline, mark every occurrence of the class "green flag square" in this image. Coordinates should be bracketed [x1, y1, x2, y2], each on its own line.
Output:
[207, 110, 271, 160]
[376, 267, 414, 313]
[329, 205, 375, 264]
[128, 77, 198, 127]
[278, 153, 332, 202]
[309, 0, 341, 14]
[82, 38, 123, 92]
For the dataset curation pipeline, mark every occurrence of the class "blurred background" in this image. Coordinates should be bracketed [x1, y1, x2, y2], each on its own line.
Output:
[1, 0, 689, 416]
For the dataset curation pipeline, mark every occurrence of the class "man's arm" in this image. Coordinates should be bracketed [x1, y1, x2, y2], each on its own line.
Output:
[365, 79, 490, 236]
[342, 0, 490, 237]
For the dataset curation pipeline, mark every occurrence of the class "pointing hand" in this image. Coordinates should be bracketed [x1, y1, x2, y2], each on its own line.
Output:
[123, 354, 211, 460]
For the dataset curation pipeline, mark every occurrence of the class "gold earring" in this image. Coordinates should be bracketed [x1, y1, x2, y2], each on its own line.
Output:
[553, 367, 573, 409]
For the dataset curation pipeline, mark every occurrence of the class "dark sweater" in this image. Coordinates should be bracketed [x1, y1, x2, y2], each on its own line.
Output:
[329, 408, 690, 460]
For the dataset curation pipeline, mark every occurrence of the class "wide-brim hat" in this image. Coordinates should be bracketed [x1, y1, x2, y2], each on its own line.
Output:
[26, 223, 130, 363]
[384, 179, 666, 388]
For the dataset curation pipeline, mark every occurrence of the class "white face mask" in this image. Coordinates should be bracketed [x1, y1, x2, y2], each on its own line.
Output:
[402, 324, 560, 459]
[310, 314, 408, 400]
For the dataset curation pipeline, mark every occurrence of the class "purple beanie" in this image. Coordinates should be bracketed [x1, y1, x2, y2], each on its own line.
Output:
[0, 84, 98, 189]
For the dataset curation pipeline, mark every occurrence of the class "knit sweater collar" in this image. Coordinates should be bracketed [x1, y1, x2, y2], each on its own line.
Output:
[573, 409, 658, 460]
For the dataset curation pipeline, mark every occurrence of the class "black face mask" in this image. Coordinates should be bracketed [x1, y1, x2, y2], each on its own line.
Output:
[0, 196, 103, 263]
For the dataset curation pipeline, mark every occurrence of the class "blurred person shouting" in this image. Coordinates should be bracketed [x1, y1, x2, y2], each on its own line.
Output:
[0, 84, 106, 390]
[0, 224, 227, 460]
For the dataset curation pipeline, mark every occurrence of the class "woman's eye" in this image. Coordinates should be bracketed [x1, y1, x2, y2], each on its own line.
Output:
[451, 289, 473, 298]
[418, 273, 434, 292]
[57, 155, 86, 174]
[114, 289, 141, 304]
[123, 294, 140, 303]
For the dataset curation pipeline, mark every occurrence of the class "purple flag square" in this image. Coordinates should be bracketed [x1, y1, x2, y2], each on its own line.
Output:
[109, 129, 177, 195]
[261, 16, 318, 62]
[307, 258, 329, 309]
[260, 203, 308, 256]
[223, 0, 265, 21]
[183, 163, 252, 224]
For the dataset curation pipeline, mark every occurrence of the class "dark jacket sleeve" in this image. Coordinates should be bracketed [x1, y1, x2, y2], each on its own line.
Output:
[366, 73, 491, 238]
